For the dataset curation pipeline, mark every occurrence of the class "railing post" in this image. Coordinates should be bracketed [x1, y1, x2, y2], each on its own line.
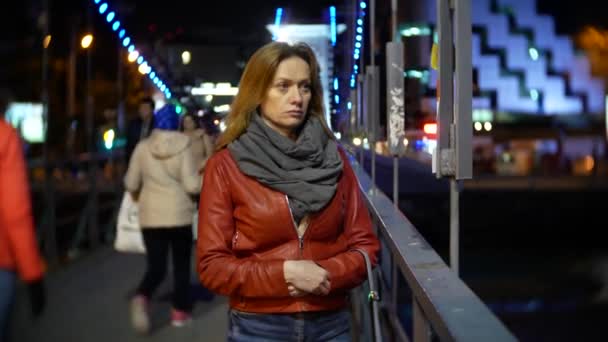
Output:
[435, 0, 473, 276]
[413, 298, 432, 342]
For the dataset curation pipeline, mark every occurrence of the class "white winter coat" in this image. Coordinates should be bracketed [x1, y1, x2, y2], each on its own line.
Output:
[124, 129, 202, 228]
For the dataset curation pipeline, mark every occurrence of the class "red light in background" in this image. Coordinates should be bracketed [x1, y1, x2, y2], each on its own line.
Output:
[423, 123, 437, 135]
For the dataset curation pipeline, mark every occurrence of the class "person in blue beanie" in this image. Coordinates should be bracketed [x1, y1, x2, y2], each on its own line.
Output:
[124, 104, 202, 333]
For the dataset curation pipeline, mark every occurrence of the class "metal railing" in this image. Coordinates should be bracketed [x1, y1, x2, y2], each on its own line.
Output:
[28, 152, 124, 266]
[348, 152, 517, 342]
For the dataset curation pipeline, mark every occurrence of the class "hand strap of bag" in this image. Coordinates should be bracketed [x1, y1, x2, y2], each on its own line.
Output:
[352, 248, 382, 342]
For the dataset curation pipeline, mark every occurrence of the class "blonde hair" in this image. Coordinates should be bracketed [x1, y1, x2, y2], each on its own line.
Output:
[216, 42, 332, 150]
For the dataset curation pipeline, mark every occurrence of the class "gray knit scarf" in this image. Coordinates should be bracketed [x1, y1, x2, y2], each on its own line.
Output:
[228, 113, 343, 224]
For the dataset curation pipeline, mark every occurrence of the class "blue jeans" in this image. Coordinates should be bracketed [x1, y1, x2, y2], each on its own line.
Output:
[228, 309, 352, 342]
[0, 270, 16, 342]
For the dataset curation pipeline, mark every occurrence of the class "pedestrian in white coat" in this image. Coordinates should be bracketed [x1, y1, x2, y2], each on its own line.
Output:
[124, 104, 202, 334]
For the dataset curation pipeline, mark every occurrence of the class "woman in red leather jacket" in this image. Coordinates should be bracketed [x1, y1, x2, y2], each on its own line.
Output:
[197, 42, 379, 341]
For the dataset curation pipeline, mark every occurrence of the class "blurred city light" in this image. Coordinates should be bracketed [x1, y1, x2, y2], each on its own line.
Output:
[401, 25, 432, 37]
[127, 50, 139, 63]
[43, 35, 51, 49]
[106, 11, 115, 23]
[423, 123, 437, 136]
[191, 83, 239, 96]
[484, 122, 493, 131]
[528, 47, 539, 61]
[474, 122, 483, 131]
[81, 34, 94, 49]
[329, 6, 337, 46]
[99, 3, 108, 14]
[353, 137, 362, 146]
[530, 89, 540, 101]
[181, 50, 192, 65]
[103, 129, 115, 150]
[272, 8, 284, 41]
[214, 105, 230, 113]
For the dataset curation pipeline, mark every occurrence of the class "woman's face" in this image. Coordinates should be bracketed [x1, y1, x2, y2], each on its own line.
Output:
[259, 56, 312, 139]
[183, 116, 196, 132]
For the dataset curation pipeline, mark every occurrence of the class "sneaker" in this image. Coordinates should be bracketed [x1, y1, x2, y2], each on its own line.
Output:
[130, 295, 150, 334]
[171, 308, 192, 327]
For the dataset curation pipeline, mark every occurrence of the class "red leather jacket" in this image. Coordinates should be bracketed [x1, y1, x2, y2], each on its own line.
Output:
[197, 147, 379, 313]
[0, 119, 45, 282]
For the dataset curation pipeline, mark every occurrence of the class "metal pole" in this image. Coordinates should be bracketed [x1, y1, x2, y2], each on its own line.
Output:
[451, 0, 473, 275]
[41, 0, 58, 265]
[413, 297, 431, 342]
[358, 74, 365, 166]
[85, 6, 99, 249]
[454, 0, 473, 179]
[450, 179, 460, 275]
[370, 0, 376, 66]
[391, 0, 398, 41]
[369, 0, 376, 190]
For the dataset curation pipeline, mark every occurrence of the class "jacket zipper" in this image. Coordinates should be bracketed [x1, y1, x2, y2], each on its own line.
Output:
[285, 195, 304, 256]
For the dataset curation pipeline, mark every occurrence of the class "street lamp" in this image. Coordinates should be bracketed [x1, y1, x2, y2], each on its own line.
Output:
[81, 34, 94, 49]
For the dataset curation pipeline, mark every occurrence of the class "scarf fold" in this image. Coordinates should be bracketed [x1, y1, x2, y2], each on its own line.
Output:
[228, 113, 343, 223]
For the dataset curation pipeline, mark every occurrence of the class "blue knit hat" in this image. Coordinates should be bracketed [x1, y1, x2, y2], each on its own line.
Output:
[154, 104, 180, 131]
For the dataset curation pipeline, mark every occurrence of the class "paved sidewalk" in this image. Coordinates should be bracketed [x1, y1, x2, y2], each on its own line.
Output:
[9, 247, 228, 342]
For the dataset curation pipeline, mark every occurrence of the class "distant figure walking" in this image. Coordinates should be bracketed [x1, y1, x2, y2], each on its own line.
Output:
[124, 104, 202, 334]
[180, 113, 214, 174]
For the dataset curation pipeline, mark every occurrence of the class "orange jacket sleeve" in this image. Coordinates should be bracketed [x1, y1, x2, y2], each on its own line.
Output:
[315, 149, 380, 293]
[0, 123, 45, 282]
[196, 153, 290, 298]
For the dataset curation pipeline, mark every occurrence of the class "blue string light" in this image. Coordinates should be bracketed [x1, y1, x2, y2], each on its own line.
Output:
[91, 0, 171, 98]
[329, 6, 337, 46]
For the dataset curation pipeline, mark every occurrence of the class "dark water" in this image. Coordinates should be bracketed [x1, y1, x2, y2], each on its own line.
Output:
[392, 185, 608, 341]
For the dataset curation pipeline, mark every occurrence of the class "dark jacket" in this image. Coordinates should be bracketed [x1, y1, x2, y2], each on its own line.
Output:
[197, 147, 379, 313]
[126, 117, 154, 162]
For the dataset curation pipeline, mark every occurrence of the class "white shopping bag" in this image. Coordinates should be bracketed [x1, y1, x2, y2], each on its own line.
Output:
[192, 210, 198, 240]
[114, 192, 146, 253]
